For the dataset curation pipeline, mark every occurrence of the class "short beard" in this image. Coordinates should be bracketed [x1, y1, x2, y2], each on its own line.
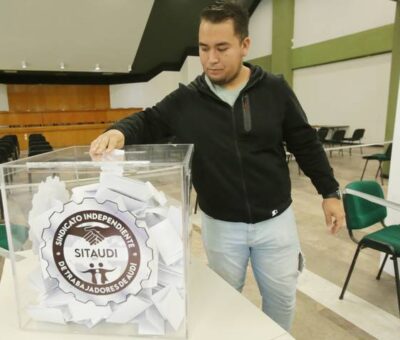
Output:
[209, 66, 242, 87]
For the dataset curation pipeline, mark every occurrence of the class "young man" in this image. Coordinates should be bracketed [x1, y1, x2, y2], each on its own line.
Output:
[90, 1, 344, 331]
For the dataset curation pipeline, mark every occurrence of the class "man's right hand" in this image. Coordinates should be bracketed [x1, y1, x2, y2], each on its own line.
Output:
[89, 129, 125, 155]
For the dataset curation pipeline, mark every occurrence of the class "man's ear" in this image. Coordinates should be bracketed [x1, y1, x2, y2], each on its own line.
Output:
[241, 36, 251, 57]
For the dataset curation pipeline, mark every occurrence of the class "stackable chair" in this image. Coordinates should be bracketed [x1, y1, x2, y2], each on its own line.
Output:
[339, 180, 400, 315]
[28, 133, 53, 157]
[316, 127, 329, 144]
[2, 134, 20, 158]
[360, 143, 392, 185]
[342, 128, 365, 155]
[0, 223, 29, 251]
[0, 139, 17, 161]
[0, 137, 18, 182]
[324, 130, 346, 157]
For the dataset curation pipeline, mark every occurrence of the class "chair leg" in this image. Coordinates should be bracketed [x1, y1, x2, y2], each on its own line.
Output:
[376, 253, 389, 280]
[392, 256, 400, 316]
[340, 244, 363, 300]
[375, 161, 383, 185]
[360, 160, 369, 180]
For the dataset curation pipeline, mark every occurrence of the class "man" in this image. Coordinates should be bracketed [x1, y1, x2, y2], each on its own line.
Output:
[90, 1, 345, 331]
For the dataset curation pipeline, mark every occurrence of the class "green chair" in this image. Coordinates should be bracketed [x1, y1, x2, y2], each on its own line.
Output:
[339, 180, 400, 315]
[360, 143, 392, 185]
[0, 224, 8, 250]
[0, 223, 29, 251]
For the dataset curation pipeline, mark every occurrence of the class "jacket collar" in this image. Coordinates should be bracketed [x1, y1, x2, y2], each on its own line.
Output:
[190, 62, 265, 96]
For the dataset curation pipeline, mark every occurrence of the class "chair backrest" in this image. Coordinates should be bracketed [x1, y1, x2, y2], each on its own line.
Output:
[29, 133, 45, 140]
[352, 128, 365, 140]
[343, 180, 387, 230]
[317, 127, 329, 142]
[331, 129, 346, 141]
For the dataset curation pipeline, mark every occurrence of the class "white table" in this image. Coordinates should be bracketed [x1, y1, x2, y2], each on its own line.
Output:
[0, 258, 293, 340]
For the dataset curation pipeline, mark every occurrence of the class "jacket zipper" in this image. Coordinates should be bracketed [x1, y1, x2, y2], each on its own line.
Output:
[231, 105, 253, 222]
[242, 94, 252, 133]
[197, 81, 255, 222]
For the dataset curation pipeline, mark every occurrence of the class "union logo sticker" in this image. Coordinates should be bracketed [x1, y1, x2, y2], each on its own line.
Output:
[40, 198, 154, 306]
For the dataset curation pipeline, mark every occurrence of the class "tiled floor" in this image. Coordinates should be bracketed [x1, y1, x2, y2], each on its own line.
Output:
[0, 146, 399, 339]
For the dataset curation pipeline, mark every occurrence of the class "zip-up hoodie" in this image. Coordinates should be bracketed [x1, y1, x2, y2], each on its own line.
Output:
[111, 63, 339, 223]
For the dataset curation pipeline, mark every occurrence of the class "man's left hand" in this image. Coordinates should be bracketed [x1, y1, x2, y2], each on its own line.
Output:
[322, 198, 345, 234]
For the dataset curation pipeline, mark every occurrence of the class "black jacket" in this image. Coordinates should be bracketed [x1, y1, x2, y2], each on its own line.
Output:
[111, 64, 339, 223]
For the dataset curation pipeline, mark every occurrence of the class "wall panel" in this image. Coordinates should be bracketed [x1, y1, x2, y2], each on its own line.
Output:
[0, 124, 111, 150]
[7, 84, 110, 112]
[0, 108, 139, 127]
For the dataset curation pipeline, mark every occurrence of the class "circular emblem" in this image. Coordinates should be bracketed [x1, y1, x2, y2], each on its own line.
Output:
[40, 198, 153, 306]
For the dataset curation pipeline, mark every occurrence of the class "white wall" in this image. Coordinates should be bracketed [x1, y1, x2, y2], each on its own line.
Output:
[186, 56, 203, 84]
[245, 0, 273, 61]
[110, 56, 202, 109]
[0, 84, 9, 111]
[293, 53, 392, 144]
[180, 56, 203, 85]
[293, 0, 396, 48]
[110, 71, 180, 108]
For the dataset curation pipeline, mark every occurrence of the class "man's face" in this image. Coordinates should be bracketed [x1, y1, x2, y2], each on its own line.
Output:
[199, 19, 250, 86]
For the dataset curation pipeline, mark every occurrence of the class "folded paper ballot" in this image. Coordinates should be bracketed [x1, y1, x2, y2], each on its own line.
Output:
[95, 187, 150, 213]
[28, 201, 64, 254]
[146, 182, 167, 206]
[168, 205, 183, 237]
[151, 285, 185, 331]
[135, 305, 166, 335]
[26, 172, 186, 335]
[158, 265, 184, 289]
[107, 295, 151, 324]
[71, 183, 100, 195]
[28, 267, 58, 295]
[68, 300, 112, 327]
[148, 219, 183, 266]
[70, 183, 99, 203]
[27, 305, 67, 325]
[29, 177, 70, 220]
[99, 172, 153, 202]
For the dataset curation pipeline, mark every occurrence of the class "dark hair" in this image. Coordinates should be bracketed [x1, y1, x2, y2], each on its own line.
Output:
[200, 1, 249, 41]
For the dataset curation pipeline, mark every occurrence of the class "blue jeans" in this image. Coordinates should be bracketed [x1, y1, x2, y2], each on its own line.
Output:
[201, 206, 303, 331]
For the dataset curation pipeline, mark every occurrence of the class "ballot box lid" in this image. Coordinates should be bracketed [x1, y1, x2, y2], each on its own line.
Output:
[0, 144, 194, 170]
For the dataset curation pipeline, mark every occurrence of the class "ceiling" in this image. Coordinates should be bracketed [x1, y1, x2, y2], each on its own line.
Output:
[0, 0, 261, 85]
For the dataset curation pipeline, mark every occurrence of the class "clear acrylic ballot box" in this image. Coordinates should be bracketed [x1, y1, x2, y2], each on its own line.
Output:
[0, 145, 193, 338]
